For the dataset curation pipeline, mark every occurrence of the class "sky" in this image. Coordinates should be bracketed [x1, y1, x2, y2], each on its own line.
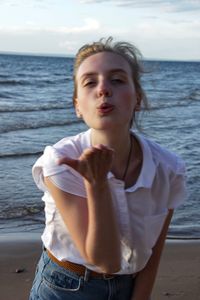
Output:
[0, 0, 200, 60]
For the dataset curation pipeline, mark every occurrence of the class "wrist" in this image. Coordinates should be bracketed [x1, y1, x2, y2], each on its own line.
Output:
[84, 178, 109, 190]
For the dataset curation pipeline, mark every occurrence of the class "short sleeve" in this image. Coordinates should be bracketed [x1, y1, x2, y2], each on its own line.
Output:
[32, 145, 86, 198]
[168, 156, 187, 209]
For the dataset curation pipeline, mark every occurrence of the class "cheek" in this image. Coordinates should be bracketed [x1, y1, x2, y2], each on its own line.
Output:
[76, 98, 93, 117]
[76, 92, 86, 112]
[121, 89, 137, 110]
[76, 87, 91, 111]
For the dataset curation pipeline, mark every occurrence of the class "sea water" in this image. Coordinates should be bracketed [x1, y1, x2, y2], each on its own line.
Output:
[0, 54, 199, 238]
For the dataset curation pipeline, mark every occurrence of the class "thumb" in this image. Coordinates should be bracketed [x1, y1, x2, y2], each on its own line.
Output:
[57, 157, 79, 171]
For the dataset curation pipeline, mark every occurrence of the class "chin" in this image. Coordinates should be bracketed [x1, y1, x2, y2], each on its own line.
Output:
[85, 117, 130, 131]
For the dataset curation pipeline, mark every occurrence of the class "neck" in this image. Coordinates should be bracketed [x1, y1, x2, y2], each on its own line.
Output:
[91, 127, 130, 150]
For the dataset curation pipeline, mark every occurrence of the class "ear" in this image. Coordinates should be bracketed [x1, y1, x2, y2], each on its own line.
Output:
[134, 95, 142, 112]
[74, 98, 82, 118]
[134, 103, 141, 112]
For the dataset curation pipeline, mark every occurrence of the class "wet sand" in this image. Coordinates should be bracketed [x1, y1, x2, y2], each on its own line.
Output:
[0, 234, 199, 300]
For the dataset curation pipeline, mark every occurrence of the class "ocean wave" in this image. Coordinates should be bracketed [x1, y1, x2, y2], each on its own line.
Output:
[0, 77, 71, 87]
[0, 92, 13, 99]
[0, 79, 30, 86]
[0, 119, 80, 134]
[0, 204, 44, 219]
[188, 88, 200, 101]
[168, 225, 200, 239]
[149, 102, 192, 111]
[0, 104, 71, 113]
[0, 151, 43, 159]
[0, 74, 10, 78]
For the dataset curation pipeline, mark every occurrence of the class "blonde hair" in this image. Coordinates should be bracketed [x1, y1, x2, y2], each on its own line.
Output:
[73, 37, 149, 127]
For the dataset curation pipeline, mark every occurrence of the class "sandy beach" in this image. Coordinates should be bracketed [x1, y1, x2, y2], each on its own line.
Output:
[0, 234, 199, 300]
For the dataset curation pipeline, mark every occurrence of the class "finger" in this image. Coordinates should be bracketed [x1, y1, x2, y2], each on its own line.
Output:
[93, 144, 103, 150]
[57, 157, 79, 170]
[101, 144, 114, 152]
[93, 144, 114, 152]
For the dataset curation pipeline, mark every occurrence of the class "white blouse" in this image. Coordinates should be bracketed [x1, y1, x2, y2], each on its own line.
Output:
[32, 129, 186, 275]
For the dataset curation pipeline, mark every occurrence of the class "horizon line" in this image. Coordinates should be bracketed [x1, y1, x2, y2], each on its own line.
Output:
[0, 50, 199, 63]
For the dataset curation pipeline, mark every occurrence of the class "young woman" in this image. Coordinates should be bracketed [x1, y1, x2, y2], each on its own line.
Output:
[29, 37, 186, 300]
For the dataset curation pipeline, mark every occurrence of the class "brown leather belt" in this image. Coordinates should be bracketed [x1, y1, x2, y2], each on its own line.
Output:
[46, 249, 116, 279]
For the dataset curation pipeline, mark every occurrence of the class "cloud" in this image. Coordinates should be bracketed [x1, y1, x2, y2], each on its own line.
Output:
[57, 18, 100, 33]
[0, 0, 52, 9]
[0, 18, 102, 54]
[0, 0, 47, 4]
[79, 0, 200, 12]
[0, 18, 100, 35]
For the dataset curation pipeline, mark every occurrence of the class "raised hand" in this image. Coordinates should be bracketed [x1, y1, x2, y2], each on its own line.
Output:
[57, 144, 114, 184]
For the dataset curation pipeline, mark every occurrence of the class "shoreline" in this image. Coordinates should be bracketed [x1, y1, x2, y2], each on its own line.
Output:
[1, 231, 200, 240]
[0, 234, 200, 300]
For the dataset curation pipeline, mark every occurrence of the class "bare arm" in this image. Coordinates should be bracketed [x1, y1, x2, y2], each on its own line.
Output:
[44, 144, 121, 273]
[131, 209, 174, 300]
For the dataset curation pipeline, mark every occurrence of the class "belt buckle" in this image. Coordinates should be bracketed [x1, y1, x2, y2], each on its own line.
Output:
[103, 273, 115, 280]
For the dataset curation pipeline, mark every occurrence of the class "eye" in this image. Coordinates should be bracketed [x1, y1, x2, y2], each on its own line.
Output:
[83, 79, 96, 87]
[110, 72, 128, 83]
[111, 77, 125, 84]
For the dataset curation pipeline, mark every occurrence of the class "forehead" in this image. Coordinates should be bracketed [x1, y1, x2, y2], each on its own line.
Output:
[76, 51, 132, 79]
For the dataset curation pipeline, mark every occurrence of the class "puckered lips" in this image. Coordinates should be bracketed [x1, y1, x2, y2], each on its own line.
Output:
[97, 102, 115, 115]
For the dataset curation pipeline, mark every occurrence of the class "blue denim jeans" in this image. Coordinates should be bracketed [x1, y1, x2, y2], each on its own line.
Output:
[29, 250, 135, 300]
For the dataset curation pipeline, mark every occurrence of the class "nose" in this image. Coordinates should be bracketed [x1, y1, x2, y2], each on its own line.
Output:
[97, 80, 112, 97]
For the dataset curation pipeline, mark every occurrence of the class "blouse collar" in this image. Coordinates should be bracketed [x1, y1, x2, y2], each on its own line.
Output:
[83, 129, 156, 192]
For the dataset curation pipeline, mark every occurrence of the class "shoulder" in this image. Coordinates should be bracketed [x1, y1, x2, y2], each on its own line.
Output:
[32, 129, 90, 180]
[133, 132, 187, 209]
[139, 134, 185, 175]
